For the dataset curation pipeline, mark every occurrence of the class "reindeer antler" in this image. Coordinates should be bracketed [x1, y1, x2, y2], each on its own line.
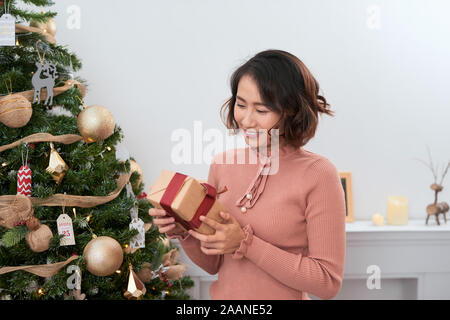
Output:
[440, 161, 450, 186]
[413, 145, 439, 183]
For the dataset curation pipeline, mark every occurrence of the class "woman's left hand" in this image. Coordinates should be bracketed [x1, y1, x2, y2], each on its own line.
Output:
[188, 211, 245, 255]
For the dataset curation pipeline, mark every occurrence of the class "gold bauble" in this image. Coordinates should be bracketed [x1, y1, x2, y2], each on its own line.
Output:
[83, 236, 123, 276]
[77, 105, 115, 143]
[129, 160, 143, 188]
[0, 94, 32, 128]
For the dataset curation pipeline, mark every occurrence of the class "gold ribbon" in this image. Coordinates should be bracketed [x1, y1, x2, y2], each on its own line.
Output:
[0, 133, 83, 153]
[0, 173, 130, 208]
[0, 255, 79, 277]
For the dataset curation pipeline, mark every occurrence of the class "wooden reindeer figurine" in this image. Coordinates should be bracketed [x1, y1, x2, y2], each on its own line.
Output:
[416, 150, 449, 225]
[426, 182, 449, 225]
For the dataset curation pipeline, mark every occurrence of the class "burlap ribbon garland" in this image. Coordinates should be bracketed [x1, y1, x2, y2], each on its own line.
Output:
[0, 173, 130, 208]
[15, 24, 56, 44]
[0, 194, 34, 228]
[0, 255, 79, 277]
[18, 79, 87, 103]
[0, 132, 131, 207]
[0, 133, 83, 153]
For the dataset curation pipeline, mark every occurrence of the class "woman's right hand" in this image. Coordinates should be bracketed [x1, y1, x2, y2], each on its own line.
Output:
[149, 208, 187, 238]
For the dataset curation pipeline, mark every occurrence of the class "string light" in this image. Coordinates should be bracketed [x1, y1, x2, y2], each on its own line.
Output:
[86, 214, 92, 222]
[1, 162, 8, 167]
[37, 288, 45, 296]
[115, 270, 121, 274]
[106, 146, 112, 151]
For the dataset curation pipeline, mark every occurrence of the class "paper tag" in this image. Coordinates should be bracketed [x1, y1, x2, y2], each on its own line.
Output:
[129, 217, 145, 249]
[0, 14, 15, 46]
[57, 213, 75, 246]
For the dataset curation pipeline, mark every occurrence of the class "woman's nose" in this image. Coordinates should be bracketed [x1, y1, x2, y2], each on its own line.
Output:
[240, 109, 256, 128]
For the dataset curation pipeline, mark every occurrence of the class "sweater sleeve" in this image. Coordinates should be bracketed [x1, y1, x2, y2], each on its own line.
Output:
[232, 158, 346, 299]
[176, 159, 224, 275]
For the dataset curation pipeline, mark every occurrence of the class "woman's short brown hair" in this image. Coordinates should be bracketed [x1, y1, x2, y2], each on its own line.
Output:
[220, 49, 334, 148]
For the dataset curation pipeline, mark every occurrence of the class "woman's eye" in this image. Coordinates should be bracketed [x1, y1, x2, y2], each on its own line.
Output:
[256, 110, 268, 114]
[237, 104, 246, 108]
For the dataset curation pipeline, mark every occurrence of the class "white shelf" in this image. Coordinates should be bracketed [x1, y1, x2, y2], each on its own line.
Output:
[345, 219, 450, 232]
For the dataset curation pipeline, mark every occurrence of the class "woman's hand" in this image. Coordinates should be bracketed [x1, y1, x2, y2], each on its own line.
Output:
[188, 211, 245, 255]
[148, 208, 187, 239]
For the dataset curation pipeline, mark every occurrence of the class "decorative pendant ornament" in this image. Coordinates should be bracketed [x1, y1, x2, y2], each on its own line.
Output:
[17, 145, 32, 197]
[32, 41, 58, 106]
[124, 264, 146, 300]
[46, 142, 69, 184]
[0, 3, 15, 46]
[56, 196, 75, 246]
[126, 183, 145, 249]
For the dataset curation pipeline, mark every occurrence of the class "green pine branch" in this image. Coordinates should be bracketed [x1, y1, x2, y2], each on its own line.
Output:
[2, 226, 28, 247]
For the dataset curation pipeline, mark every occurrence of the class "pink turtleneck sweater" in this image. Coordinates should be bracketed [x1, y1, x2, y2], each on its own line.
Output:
[175, 144, 346, 300]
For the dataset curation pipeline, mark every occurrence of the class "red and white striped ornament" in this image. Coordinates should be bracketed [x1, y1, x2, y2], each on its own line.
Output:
[17, 165, 32, 196]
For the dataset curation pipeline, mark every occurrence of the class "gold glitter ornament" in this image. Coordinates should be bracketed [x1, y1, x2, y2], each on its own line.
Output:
[83, 236, 124, 276]
[77, 105, 115, 143]
[46, 142, 69, 184]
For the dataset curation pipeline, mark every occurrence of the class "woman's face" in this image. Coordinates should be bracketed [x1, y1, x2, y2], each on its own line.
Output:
[234, 74, 282, 149]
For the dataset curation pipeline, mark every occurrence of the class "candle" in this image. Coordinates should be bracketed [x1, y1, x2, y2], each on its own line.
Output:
[387, 196, 408, 225]
[372, 213, 384, 226]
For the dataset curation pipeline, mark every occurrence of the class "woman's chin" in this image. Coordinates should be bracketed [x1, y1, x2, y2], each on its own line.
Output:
[245, 136, 269, 149]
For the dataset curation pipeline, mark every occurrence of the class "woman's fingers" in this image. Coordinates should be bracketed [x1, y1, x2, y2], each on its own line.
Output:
[153, 217, 175, 225]
[148, 208, 167, 217]
[158, 223, 176, 234]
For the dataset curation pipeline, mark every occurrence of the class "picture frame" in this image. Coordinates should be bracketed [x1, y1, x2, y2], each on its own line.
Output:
[339, 172, 354, 223]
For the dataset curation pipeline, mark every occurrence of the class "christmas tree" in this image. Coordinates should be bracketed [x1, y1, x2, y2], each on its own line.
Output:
[0, 0, 193, 300]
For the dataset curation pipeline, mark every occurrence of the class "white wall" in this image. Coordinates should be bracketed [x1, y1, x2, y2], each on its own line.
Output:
[44, 0, 449, 221]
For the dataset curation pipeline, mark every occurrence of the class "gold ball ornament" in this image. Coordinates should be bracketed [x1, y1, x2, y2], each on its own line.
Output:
[77, 105, 115, 143]
[130, 160, 143, 188]
[83, 236, 124, 276]
[0, 94, 32, 128]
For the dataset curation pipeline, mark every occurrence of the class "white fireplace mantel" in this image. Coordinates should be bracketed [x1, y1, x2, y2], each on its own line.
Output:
[176, 219, 450, 300]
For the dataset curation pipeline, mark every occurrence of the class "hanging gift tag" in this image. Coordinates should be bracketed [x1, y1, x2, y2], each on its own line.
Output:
[0, 14, 15, 46]
[129, 211, 145, 249]
[17, 165, 32, 196]
[57, 213, 75, 246]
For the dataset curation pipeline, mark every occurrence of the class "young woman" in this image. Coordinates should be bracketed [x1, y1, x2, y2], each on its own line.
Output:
[149, 49, 346, 300]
